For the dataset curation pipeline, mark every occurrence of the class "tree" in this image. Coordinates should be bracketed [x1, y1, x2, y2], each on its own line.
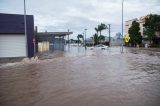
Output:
[93, 23, 108, 45]
[144, 14, 160, 44]
[93, 33, 99, 45]
[98, 35, 105, 42]
[98, 23, 108, 36]
[129, 21, 142, 46]
[95, 27, 99, 35]
[77, 34, 83, 45]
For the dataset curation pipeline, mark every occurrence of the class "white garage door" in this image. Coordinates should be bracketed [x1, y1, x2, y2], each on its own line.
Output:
[0, 34, 27, 57]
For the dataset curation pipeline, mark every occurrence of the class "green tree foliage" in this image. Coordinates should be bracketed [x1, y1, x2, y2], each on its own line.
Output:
[129, 21, 142, 46]
[95, 27, 99, 35]
[93, 33, 99, 45]
[144, 14, 160, 44]
[77, 34, 83, 44]
[98, 23, 108, 36]
[98, 35, 105, 42]
[93, 23, 107, 45]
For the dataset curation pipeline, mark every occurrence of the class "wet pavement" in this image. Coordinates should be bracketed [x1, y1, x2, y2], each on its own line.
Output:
[0, 46, 160, 106]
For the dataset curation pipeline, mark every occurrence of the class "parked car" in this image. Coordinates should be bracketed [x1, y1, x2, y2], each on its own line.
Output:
[90, 44, 108, 50]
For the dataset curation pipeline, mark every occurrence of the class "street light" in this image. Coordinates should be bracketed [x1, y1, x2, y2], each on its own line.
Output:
[82, 32, 84, 46]
[24, 0, 28, 57]
[68, 29, 70, 47]
[84, 29, 87, 50]
[121, 0, 124, 53]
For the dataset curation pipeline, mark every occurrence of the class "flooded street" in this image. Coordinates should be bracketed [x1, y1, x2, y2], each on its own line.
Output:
[0, 46, 160, 106]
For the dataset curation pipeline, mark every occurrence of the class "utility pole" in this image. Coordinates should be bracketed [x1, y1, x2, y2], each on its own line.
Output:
[34, 26, 38, 56]
[121, 0, 124, 53]
[108, 24, 111, 47]
[68, 29, 70, 47]
[24, 0, 28, 57]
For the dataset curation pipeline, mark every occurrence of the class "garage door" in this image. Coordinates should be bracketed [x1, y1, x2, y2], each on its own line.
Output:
[0, 34, 26, 57]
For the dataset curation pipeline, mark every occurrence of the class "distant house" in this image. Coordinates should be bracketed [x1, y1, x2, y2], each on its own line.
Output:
[85, 37, 109, 46]
[85, 38, 94, 46]
[0, 13, 34, 58]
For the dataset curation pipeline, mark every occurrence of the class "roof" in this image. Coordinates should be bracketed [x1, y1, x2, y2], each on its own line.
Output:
[37, 32, 73, 36]
[125, 18, 138, 22]
[0, 13, 34, 34]
[125, 15, 149, 23]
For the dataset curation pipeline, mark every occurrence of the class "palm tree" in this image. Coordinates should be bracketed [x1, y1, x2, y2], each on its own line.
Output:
[98, 35, 105, 43]
[95, 27, 99, 35]
[93, 33, 99, 45]
[77, 34, 83, 45]
[98, 23, 108, 36]
[93, 23, 108, 45]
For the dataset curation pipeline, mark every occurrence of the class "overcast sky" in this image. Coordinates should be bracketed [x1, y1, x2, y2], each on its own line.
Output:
[0, 0, 160, 39]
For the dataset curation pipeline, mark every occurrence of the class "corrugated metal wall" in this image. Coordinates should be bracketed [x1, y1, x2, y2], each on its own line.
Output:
[53, 38, 65, 51]
[36, 35, 65, 51]
[0, 34, 26, 57]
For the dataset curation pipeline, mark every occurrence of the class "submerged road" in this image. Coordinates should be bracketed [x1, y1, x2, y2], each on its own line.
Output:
[0, 47, 160, 106]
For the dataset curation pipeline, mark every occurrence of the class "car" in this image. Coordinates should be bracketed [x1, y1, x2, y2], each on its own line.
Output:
[90, 44, 108, 50]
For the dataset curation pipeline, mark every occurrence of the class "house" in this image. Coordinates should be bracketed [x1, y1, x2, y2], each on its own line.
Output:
[0, 13, 34, 58]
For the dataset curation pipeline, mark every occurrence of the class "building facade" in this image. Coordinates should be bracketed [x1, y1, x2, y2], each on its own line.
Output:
[125, 18, 138, 37]
[125, 15, 160, 46]
[125, 16, 147, 37]
[0, 13, 34, 58]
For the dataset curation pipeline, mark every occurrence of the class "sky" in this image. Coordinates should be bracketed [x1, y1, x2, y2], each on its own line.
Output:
[0, 0, 160, 39]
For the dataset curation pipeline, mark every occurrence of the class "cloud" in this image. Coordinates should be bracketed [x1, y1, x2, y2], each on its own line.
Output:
[0, 0, 159, 39]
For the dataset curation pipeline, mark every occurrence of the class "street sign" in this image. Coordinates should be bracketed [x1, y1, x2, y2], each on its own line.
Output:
[125, 36, 130, 43]
[32, 37, 35, 43]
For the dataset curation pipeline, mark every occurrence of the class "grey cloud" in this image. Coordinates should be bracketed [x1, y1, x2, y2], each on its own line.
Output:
[0, 0, 159, 39]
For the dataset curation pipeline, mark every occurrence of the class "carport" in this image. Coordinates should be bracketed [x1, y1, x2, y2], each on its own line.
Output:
[36, 32, 73, 52]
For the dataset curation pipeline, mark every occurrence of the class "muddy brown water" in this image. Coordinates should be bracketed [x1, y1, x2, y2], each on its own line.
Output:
[0, 47, 160, 106]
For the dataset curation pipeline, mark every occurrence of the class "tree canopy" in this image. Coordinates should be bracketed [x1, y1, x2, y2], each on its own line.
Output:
[144, 14, 160, 44]
[93, 23, 108, 45]
[95, 27, 99, 35]
[93, 33, 99, 45]
[77, 34, 83, 44]
[128, 21, 142, 46]
[77, 34, 83, 39]
[98, 23, 108, 36]
[98, 35, 105, 42]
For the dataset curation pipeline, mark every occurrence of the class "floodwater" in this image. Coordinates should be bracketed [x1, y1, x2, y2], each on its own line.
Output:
[0, 46, 160, 106]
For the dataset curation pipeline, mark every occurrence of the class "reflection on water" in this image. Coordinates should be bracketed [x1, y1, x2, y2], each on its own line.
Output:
[0, 46, 160, 106]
